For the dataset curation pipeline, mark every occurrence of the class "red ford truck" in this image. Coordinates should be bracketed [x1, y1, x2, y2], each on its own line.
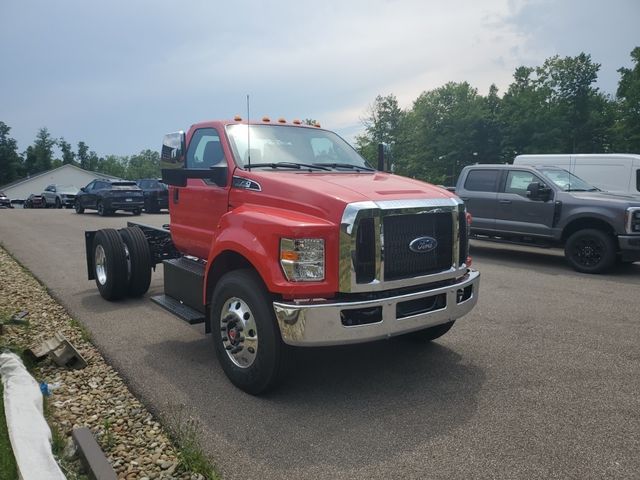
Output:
[85, 118, 480, 394]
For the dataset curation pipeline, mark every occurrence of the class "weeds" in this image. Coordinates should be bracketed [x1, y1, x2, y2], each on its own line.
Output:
[164, 404, 220, 479]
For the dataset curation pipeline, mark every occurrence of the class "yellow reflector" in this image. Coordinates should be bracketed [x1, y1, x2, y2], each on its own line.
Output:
[281, 250, 299, 261]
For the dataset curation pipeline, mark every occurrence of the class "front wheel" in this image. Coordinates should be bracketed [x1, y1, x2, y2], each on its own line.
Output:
[97, 201, 107, 216]
[55, 198, 62, 208]
[75, 201, 84, 214]
[211, 270, 289, 394]
[565, 229, 616, 274]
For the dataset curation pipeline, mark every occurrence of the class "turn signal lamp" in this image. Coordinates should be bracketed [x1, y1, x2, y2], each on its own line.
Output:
[233, 115, 243, 121]
[277, 118, 287, 123]
[262, 116, 271, 122]
[292, 119, 302, 125]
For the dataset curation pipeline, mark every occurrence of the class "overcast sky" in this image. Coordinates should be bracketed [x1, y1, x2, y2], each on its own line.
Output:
[1, 0, 638, 157]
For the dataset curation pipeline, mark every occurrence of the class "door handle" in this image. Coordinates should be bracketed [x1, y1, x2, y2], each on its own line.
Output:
[173, 188, 179, 204]
[499, 199, 512, 204]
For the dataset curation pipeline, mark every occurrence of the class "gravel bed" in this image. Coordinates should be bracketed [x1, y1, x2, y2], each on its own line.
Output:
[0, 246, 211, 479]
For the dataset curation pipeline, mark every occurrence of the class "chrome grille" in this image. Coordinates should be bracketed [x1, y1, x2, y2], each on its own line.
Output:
[340, 199, 466, 293]
[383, 213, 453, 280]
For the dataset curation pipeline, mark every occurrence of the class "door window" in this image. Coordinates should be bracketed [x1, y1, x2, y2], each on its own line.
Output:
[464, 170, 499, 192]
[505, 171, 543, 196]
[187, 129, 225, 169]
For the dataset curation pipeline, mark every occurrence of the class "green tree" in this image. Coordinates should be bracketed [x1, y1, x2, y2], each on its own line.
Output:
[0, 122, 22, 185]
[536, 53, 612, 153]
[126, 149, 160, 179]
[58, 137, 76, 165]
[77, 141, 90, 170]
[355, 94, 405, 168]
[404, 82, 487, 183]
[32, 127, 56, 173]
[96, 155, 128, 178]
[615, 47, 640, 151]
[88, 151, 101, 171]
[23, 146, 37, 176]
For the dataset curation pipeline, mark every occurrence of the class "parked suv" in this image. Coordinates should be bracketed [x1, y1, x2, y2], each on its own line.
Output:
[135, 178, 168, 213]
[75, 179, 144, 216]
[0, 191, 12, 208]
[456, 164, 640, 273]
[42, 184, 79, 208]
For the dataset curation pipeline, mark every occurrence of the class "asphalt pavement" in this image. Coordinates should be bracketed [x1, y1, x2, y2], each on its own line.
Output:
[0, 209, 638, 479]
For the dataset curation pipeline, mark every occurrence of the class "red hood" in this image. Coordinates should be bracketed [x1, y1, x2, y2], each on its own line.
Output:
[230, 170, 457, 224]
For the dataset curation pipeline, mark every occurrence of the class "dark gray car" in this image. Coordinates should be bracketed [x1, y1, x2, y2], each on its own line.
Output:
[456, 164, 640, 273]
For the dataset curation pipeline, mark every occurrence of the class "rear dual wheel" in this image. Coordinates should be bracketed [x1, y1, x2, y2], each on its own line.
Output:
[92, 227, 152, 300]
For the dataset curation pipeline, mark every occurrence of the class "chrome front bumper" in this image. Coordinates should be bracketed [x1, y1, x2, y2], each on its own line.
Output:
[273, 269, 480, 346]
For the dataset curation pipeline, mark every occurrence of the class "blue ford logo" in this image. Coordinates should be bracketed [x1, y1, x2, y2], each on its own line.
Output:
[409, 236, 438, 253]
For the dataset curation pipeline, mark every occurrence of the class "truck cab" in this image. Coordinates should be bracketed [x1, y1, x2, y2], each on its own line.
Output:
[85, 118, 481, 393]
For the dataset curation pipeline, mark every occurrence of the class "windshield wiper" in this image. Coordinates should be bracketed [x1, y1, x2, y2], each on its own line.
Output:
[246, 162, 330, 171]
[313, 163, 375, 171]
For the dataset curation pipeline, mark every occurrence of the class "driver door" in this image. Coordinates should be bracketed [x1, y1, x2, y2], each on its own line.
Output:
[495, 170, 556, 237]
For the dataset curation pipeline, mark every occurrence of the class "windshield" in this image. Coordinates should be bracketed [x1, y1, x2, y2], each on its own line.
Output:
[539, 169, 599, 192]
[226, 124, 371, 170]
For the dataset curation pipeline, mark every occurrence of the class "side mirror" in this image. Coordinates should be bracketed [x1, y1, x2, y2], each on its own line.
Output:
[526, 182, 551, 201]
[161, 131, 186, 169]
[80, 187, 87, 192]
[162, 166, 228, 188]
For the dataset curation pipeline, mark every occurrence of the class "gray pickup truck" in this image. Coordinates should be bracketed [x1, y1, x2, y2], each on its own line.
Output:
[456, 164, 640, 273]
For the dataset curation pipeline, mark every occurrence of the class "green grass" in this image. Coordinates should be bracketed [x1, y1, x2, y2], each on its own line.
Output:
[165, 405, 220, 479]
[0, 384, 19, 480]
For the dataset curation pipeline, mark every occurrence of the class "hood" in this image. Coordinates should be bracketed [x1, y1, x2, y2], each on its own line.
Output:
[230, 170, 457, 223]
[568, 190, 640, 207]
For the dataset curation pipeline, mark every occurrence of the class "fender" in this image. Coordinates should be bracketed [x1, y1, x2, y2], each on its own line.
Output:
[559, 209, 617, 234]
[203, 204, 339, 303]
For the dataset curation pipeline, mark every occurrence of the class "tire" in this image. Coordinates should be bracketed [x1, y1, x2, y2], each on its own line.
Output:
[97, 201, 106, 216]
[55, 198, 62, 208]
[93, 229, 128, 300]
[118, 226, 152, 297]
[211, 270, 289, 394]
[75, 201, 84, 214]
[132, 208, 142, 216]
[565, 228, 616, 274]
[403, 320, 455, 342]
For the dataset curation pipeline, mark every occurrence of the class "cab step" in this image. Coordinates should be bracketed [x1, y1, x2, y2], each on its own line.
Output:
[150, 294, 206, 324]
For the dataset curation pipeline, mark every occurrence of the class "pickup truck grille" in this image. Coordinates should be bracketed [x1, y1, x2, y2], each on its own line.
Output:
[383, 213, 453, 280]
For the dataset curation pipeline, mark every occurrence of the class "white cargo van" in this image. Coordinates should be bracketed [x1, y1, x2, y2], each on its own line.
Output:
[513, 154, 640, 196]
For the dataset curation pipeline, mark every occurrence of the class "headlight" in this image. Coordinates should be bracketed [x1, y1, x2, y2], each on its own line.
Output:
[280, 238, 324, 281]
[627, 207, 640, 234]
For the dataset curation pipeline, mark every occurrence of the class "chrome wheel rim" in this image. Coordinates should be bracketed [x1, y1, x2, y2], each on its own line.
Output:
[220, 297, 258, 368]
[95, 245, 107, 285]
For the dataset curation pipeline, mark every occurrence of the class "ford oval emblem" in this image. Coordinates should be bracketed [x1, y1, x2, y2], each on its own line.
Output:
[409, 236, 438, 253]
